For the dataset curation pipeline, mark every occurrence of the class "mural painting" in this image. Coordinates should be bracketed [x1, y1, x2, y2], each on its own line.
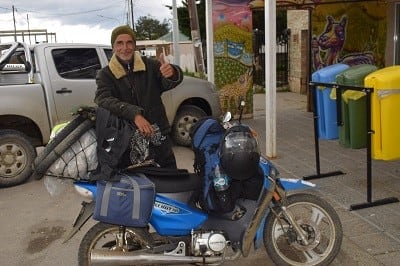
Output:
[212, 0, 254, 115]
[311, 1, 386, 71]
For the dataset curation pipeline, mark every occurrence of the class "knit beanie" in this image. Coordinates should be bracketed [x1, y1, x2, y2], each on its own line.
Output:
[111, 25, 136, 46]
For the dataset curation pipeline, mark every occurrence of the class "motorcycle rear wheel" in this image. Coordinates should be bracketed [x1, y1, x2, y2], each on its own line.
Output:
[264, 193, 342, 266]
[78, 222, 153, 266]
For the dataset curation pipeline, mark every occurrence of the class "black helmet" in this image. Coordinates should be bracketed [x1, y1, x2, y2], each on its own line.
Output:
[220, 125, 260, 180]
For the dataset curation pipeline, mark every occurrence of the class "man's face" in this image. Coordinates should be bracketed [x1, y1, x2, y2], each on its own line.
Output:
[113, 34, 135, 62]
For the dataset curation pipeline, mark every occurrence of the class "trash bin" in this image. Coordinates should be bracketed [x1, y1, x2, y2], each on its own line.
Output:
[312, 63, 349, 140]
[336, 64, 378, 149]
[365, 65, 400, 160]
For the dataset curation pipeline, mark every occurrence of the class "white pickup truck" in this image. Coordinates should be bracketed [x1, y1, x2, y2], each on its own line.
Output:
[0, 42, 221, 187]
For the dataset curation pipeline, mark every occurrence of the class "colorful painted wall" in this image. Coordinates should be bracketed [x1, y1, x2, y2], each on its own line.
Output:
[311, 1, 387, 71]
[212, 0, 254, 115]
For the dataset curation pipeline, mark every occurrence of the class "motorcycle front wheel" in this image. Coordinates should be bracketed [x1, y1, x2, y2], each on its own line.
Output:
[78, 222, 152, 266]
[264, 193, 342, 266]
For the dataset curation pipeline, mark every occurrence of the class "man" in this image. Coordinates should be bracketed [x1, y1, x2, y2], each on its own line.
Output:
[95, 25, 183, 169]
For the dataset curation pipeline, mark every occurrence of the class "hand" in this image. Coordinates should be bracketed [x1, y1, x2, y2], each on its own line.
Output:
[159, 53, 175, 78]
[134, 114, 154, 137]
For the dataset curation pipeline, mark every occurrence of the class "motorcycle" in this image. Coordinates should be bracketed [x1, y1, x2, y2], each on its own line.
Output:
[45, 102, 343, 266]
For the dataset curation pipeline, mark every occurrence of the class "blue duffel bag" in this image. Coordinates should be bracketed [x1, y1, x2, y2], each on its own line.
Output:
[93, 172, 155, 227]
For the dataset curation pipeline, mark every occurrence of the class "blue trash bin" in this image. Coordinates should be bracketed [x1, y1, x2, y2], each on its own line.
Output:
[312, 63, 349, 140]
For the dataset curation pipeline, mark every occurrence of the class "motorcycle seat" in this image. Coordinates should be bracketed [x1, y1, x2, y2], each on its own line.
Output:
[125, 167, 203, 193]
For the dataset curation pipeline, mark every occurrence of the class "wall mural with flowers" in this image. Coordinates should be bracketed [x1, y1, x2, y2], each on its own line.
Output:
[212, 0, 254, 115]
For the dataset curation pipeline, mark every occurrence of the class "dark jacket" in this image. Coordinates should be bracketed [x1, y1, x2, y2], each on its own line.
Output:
[95, 51, 183, 134]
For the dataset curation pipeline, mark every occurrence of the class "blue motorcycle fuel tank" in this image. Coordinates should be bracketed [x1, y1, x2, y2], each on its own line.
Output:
[150, 194, 208, 236]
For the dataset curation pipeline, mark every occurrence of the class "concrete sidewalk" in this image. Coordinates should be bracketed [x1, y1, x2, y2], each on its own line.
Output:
[2, 91, 397, 266]
[246, 92, 400, 265]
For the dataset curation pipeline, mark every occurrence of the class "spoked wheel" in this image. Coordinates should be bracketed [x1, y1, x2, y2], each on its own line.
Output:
[264, 193, 343, 266]
[78, 222, 153, 266]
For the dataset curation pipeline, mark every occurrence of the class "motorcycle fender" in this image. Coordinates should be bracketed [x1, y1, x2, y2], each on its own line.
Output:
[63, 201, 94, 243]
[279, 178, 316, 191]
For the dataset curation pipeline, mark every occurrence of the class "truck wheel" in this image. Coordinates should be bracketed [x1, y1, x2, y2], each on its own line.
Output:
[0, 130, 36, 187]
[31, 119, 95, 180]
[172, 105, 207, 147]
[33, 114, 86, 169]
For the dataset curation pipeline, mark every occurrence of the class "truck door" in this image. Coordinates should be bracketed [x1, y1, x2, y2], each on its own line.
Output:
[45, 47, 102, 123]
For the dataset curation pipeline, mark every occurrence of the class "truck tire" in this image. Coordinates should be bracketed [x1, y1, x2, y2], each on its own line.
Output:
[0, 129, 36, 187]
[172, 105, 207, 147]
[31, 119, 95, 180]
[33, 114, 86, 169]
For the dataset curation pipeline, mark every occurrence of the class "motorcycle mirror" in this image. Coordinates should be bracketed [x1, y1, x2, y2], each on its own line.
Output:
[222, 112, 232, 123]
[238, 97, 245, 123]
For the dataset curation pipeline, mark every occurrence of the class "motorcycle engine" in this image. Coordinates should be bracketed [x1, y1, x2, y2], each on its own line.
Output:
[191, 231, 229, 256]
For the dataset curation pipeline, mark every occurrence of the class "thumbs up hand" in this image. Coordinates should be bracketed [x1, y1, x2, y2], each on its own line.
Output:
[159, 53, 174, 78]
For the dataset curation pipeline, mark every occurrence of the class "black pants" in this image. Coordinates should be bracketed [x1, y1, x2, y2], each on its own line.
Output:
[119, 135, 177, 169]
[149, 136, 177, 169]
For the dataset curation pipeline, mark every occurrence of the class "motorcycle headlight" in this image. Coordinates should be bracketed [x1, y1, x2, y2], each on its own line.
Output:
[259, 155, 280, 180]
[268, 163, 280, 180]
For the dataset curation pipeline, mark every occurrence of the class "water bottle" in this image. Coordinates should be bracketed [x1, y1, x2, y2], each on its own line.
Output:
[213, 164, 233, 212]
[213, 164, 229, 191]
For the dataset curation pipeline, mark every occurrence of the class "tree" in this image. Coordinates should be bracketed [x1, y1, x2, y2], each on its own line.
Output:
[177, 0, 206, 42]
[135, 15, 170, 40]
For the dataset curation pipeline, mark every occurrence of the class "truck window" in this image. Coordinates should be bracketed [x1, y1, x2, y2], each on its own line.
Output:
[0, 46, 28, 72]
[104, 49, 113, 62]
[52, 48, 101, 79]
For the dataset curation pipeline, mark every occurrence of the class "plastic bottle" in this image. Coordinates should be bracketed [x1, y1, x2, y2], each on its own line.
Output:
[213, 164, 229, 191]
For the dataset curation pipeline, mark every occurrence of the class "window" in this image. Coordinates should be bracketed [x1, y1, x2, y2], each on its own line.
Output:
[52, 48, 101, 79]
[104, 48, 113, 62]
[0, 44, 29, 72]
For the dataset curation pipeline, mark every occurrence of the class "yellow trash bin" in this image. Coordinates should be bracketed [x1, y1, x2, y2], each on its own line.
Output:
[364, 66, 400, 160]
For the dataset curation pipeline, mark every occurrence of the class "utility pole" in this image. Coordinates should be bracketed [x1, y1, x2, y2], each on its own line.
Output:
[188, 0, 205, 75]
[27, 14, 31, 44]
[171, 0, 180, 65]
[130, 0, 135, 30]
[12, 5, 17, 41]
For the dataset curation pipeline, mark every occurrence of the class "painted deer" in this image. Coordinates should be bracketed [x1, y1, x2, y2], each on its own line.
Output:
[219, 68, 253, 112]
[313, 15, 347, 70]
[312, 15, 375, 71]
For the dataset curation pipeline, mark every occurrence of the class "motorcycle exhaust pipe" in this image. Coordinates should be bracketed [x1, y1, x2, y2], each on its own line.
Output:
[91, 250, 241, 265]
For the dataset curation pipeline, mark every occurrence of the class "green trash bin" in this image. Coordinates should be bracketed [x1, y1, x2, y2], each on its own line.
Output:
[336, 64, 378, 149]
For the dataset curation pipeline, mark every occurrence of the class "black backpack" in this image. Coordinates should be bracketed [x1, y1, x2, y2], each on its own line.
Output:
[90, 107, 134, 181]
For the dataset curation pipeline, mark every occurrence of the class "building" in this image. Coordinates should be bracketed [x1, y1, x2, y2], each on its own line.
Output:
[135, 31, 196, 73]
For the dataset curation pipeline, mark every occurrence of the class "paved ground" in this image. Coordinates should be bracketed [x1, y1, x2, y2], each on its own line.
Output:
[0, 91, 399, 265]
[246, 92, 400, 265]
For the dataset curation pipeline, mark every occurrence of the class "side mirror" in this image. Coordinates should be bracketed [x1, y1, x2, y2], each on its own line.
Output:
[222, 112, 232, 123]
[238, 97, 245, 123]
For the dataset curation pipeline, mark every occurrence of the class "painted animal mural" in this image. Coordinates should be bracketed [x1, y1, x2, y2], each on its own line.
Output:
[312, 15, 375, 71]
[219, 68, 253, 113]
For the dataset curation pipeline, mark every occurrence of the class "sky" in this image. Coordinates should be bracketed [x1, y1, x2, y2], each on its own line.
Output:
[0, 0, 177, 45]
